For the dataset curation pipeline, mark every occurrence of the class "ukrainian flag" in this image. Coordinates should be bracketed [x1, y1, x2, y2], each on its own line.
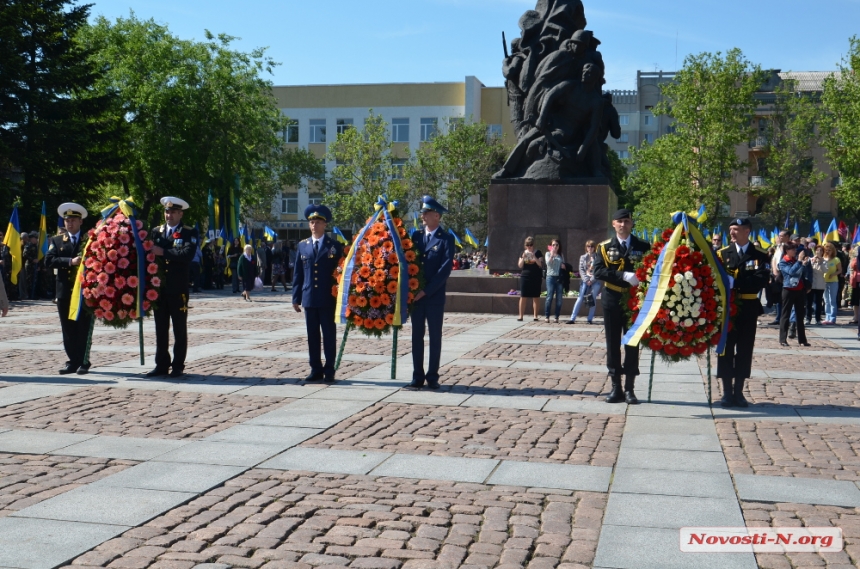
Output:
[852, 225, 860, 246]
[449, 228, 463, 249]
[824, 218, 839, 243]
[38, 202, 48, 261]
[464, 228, 479, 248]
[2, 206, 23, 285]
[758, 230, 771, 249]
[264, 226, 277, 241]
[332, 227, 348, 245]
[412, 212, 420, 231]
[693, 204, 708, 223]
[812, 220, 822, 243]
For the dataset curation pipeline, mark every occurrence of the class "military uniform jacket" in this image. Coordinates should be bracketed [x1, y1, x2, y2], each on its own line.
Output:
[593, 235, 651, 296]
[292, 235, 344, 308]
[150, 225, 197, 295]
[718, 243, 771, 314]
[411, 228, 455, 305]
[23, 242, 38, 268]
[45, 233, 88, 300]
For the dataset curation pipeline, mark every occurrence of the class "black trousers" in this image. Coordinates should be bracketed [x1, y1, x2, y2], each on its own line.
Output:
[305, 305, 337, 377]
[603, 299, 640, 378]
[717, 299, 761, 380]
[57, 297, 92, 367]
[780, 288, 807, 344]
[806, 289, 823, 322]
[154, 293, 188, 371]
[411, 300, 445, 385]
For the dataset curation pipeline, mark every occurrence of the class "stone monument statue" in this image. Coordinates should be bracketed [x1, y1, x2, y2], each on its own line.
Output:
[494, 0, 619, 181]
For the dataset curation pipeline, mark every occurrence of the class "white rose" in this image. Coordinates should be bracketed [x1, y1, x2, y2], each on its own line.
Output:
[672, 316, 681, 323]
[673, 274, 684, 283]
[672, 284, 682, 294]
[683, 318, 694, 327]
[694, 289, 702, 297]
[691, 310, 700, 318]
[698, 318, 707, 325]
[684, 271, 695, 281]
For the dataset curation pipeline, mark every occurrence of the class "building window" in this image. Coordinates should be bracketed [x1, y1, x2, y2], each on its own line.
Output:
[618, 150, 630, 159]
[309, 119, 326, 143]
[392, 118, 409, 142]
[420, 118, 438, 142]
[281, 193, 298, 215]
[643, 133, 655, 143]
[487, 124, 503, 139]
[618, 133, 629, 143]
[392, 159, 406, 180]
[284, 119, 298, 143]
[619, 115, 629, 126]
[308, 194, 323, 206]
[336, 118, 353, 135]
[449, 117, 464, 132]
[643, 114, 653, 126]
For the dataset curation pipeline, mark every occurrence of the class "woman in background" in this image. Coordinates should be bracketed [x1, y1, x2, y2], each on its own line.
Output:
[237, 244, 258, 302]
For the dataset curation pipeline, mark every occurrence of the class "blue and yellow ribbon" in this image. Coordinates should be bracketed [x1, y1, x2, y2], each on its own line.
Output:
[336, 196, 409, 327]
[623, 212, 732, 356]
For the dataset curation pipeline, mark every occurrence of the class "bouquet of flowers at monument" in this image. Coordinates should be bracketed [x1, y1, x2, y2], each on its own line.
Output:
[333, 197, 424, 338]
[70, 197, 162, 330]
[622, 212, 734, 363]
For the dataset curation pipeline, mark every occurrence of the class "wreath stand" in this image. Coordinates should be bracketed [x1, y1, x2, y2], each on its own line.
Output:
[335, 324, 399, 380]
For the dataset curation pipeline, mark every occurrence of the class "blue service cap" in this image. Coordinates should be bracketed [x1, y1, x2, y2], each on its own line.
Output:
[420, 195, 448, 215]
[729, 217, 752, 228]
[304, 204, 332, 222]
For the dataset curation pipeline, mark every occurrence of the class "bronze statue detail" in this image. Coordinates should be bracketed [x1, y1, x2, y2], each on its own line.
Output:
[495, 0, 619, 181]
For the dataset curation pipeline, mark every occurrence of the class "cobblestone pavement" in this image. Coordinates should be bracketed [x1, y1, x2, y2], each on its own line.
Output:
[718, 420, 860, 480]
[0, 292, 859, 569]
[740, 501, 860, 568]
[0, 454, 138, 517]
[62, 470, 606, 569]
[0, 388, 289, 439]
[301, 403, 623, 466]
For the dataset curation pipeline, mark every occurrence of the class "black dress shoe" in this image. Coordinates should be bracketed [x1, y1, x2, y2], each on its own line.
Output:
[146, 368, 169, 377]
[304, 372, 324, 382]
[426, 382, 440, 390]
[779, 342, 789, 347]
[624, 391, 639, 405]
[169, 368, 185, 378]
[799, 341, 811, 347]
[58, 363, 77, 375]
[403, 383, 423, 390]
[323, 376, 335, 384]
[76, 362, 91, 375]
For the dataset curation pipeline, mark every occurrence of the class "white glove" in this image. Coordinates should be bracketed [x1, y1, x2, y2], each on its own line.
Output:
[622, 272, 639, 286]
[728, 275, 735, 289]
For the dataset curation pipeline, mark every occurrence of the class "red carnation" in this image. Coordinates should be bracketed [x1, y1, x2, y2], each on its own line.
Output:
[662, 229, 674, 241]
[649, 338, 663, 351]
[711, 334, 721, 345]
[676, 245, 690, 257]
[679, 345, 694, 357]
[664, 344, 679, 355]
[173, 232, 181, 239]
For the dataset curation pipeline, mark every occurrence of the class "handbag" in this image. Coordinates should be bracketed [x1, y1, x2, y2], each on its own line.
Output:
[253, 276, 264, 291]
[583, 284, 595, 307]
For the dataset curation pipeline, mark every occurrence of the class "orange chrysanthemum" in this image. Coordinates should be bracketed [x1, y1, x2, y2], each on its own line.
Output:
[401, 239, 413, 249]
[387, 253, 399, 265]
[386, 280, 398, 293]
[359, 266, 371, 278]
[385, 313, 395, 325]
[398, 227, 407, 238]
[372, 223, 386, 234]
[407, 263, 420, 276]
[367, 235, 379, 246]
[361, 253, 373, 265]
[409, 278, 419, 291]
[394, 218, 403, 227]
[405, 250, 416, 262]
[374, 318, 386, 330]
[348, 295, 358, 307]
[345, 307, 352, 317]
[374, 257, 386, 269]
[369, 296, 382, 308]
[331, 286, 338, 297]
[374, 284, 385, 294]
[364, 318, 374, 329]
[356, 282, 367, 293]
[408, 292, 415, 303]
[382, 241, 394, 252]
[389, 266, 400, 278]
[354, 315, 364, 326]
[351, 273, 360, 285]
[356, 296, 368, 307]
[373, 269, 386, 281]
[379, 294, 391, 305]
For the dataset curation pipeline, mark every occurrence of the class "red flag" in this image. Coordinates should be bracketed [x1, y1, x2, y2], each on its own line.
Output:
[838, 220, 849, 240]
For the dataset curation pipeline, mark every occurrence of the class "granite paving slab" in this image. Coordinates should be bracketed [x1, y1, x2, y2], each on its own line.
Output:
[231, 384, 325, 398]
[202, 424, 320, 446]
[0, 384, 80, 407]
[243, 398, 372, 429]
[602, 493, 746, 529]
[90, 461, 244, 493]
[486, 460, 612, 492]
[368, 453, 499, 483]
[0, 517, 127, 569]
[460, 394, 548, 410]
[796, 408, 860, 424]
[626, 401, 713, 419]
[382, 390, 472, 406]
[621, 432, 723, 451]
[733, 473, 860, 507]
[304, 386, 399, 401]
[55, 435, 189, 461]
[12, 485, 195, 526]
[153, 440, 288, 466]
[542, 398, 627, 415]
[611, 467, 736, 498]
[259, 447, 392, 475]
[710, 406, 803, 422]
[615, 448, 728, 473]
[0, 429, 95, 454]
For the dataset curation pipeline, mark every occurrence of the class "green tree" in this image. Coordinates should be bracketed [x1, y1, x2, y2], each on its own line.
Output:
[323, 111, 412, 229]
[0, 0, 123, 228]
[80, 14, 300, 226]
[628, 49, 765, 225]
[821, 36, 860, 219]
[754, 81, 825, 227]
[405, 121, 507, 243]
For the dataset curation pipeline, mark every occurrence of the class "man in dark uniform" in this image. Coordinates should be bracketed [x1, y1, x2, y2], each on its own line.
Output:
[45, 203, 92, 374]
[22, 232, 39, 300]
[717, 217, 771, 407]
[593, 208, 651, 404]
[405, 196, 455, 390]
[293, 204, 343, 382]
[148, 197, 197, 378]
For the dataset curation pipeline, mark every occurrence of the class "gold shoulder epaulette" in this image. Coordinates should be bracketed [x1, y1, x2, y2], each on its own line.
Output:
[599, 239, 611, 247]
[718, 246, 731, 253]
[183, 225, 192, 230]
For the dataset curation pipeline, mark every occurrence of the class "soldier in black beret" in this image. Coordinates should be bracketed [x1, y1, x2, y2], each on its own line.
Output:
[593, 208, 651, 404]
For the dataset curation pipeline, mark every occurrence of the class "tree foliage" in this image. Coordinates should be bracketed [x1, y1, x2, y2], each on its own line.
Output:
[821, 36, 860, 219]
[0, 0, 123, 228]
[405, 122, 507, 242]
[754, 82, 825, 226]
[628, 49, 765, 226]
[79, 13, 315, 227]
[323, 111, 412, 229]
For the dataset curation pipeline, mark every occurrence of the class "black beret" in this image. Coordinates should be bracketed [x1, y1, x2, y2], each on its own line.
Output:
[612, 208, 633, 220]
[729, 217, 752, 228]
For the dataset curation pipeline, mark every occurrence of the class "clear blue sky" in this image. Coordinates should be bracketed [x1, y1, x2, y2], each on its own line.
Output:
[86, 0, 858, 91]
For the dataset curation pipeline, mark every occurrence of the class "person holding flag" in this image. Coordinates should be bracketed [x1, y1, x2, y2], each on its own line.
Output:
[45, 203, 92, 375]
[406, 196, 455, 390]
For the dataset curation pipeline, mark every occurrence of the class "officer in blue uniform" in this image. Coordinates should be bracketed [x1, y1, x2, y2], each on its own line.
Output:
[405, 196, 455, 390]
[292, 204, 343, 382]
